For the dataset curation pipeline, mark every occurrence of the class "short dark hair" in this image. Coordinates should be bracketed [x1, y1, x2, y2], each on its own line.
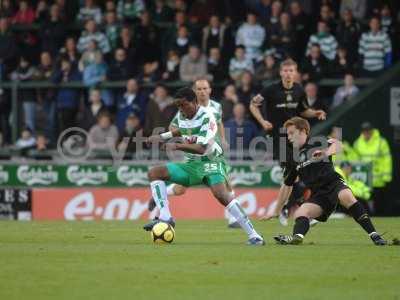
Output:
[174, 87, 196, 102]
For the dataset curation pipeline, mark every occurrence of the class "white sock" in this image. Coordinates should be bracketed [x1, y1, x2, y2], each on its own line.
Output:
[166, 183, 177, 196]
[227, 190, 237, 224]
[226, 199, 260, 239]
[150, 180, 172, 220]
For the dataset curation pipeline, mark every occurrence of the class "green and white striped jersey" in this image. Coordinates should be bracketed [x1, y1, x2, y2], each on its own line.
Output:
[205, 99, 222, 123]
[359, 31, 392, 71]
[170, 106, 223, 161]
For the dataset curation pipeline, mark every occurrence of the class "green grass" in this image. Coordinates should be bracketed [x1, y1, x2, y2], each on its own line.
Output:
[0, 218, 399, 300]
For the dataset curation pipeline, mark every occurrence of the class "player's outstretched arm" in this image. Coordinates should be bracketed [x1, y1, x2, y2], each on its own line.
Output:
[165, 143, 207, 155]
[312, 138, 342, 159]
[147, 128, 182, 143]
[260, 184, 293, 220]
[249, 95, 273, 131]
[300, 108, 327, 120]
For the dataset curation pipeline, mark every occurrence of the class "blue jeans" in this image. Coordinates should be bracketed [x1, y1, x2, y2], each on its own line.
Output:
[43, 100, 56, 143]
[23, 101, 36, 132]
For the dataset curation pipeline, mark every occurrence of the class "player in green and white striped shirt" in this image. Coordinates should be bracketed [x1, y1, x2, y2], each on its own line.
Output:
[145, 87, 265, 245]
[148, 79, 239, 227]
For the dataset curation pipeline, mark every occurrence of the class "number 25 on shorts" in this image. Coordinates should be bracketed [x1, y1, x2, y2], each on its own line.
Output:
[204, 163, 218, 173]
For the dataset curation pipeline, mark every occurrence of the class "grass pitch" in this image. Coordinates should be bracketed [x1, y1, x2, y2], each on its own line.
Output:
[0, 218, 399, 300]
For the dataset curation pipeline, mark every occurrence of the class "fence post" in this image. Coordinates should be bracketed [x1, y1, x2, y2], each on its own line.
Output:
[11, 81, 18, 143]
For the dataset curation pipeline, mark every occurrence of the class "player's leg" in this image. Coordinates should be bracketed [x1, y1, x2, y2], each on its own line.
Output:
[143, 166, 175, 231]
[274, 203, 323, 245]
[148, 184, 187, 212]
[338, 188, 387, 245]
[225, 180, 241, 228]
[209, 181, 264, 245]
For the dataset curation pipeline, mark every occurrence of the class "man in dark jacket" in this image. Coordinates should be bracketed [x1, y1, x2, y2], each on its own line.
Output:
[52, 57, 82, 133]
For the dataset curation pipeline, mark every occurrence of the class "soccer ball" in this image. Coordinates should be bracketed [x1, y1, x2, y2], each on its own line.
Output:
[151, 222, 175, 244]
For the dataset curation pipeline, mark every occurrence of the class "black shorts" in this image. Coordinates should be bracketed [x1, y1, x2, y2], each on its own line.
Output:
[307, 179, 350, 222]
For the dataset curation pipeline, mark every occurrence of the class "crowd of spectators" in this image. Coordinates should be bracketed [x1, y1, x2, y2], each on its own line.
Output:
[0, 0, 399, 156]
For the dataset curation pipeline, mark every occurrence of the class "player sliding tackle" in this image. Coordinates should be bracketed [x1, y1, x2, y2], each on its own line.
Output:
[145, 87, 265, 245]
[262, 117, 387, 246]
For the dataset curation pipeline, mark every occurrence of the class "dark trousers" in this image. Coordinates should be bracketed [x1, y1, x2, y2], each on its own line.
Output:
[58, 108, 78, 134]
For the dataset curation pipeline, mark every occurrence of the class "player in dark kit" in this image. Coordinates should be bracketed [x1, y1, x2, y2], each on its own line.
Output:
[263, 117, 387, 246]
[250, 58, 326, 224]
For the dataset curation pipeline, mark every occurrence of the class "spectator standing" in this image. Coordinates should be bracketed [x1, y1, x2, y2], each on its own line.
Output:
[340, 0, 367, 21]
[202, 15, 227, 55]
[255, 53, 279, 83]
[336, 9, 361, 64]
[12, 1, 37, 61]
[288, 1, 310, 61]
[266, 0, 283, 29]
[12, 0, 35, 25]
[77, 19, 111, 55]
[82, 52, 107, 88]
[304, 82, 328, 127]
[169, 25, 191, 57]
[331, 46, 353, 78]
[207, 47, 226, 82]
[380, 4, 395, 35]
[39, 4, 66, 56]
[10, 56, 37, 132]
[179, 45, 209, 82]
[151, 0, 174, 23]
[77, 0, 102, 24]
[301, 43, 330, 82]
[107, 48, 132, 81]
[118, 113, 143, 154]
[138, 62, 161, 84]
[221, 84, 239, 122]
[224, 103, 259, 150]
[82, 52, 113, 107]
[79, 88, 108, 131]
[78, 40, 102, 72]
[162, 11, 188, 58]
[353, 122, 393, 216]
[89, 112, 119, 151]
[318, 4, 337, 33]
[268, 12, 296, 58]
[0, 17, 18, 77]
[135, 11, 161, 64]
[331, 73, 359, 109]
[116, 26, 139, 75]
[358, 16, 392, 77]
[229, 45, 254, 82]
[116, 79, 147, 130]
[235, 12, 265, 62]
[33, 52, 56, 142]
[59, 37, 80, 70]
[35, 1, 49, 25]
[0, 0, 15, 20]
[161, 50, 180, 81]
[306, 20, 338, 61]
[104, 10, 121, 51]
[143, 85, 177, 136]
[117, 0, 145, 23]
[236, 71, 258, 108]
[52, 57, 82, 132]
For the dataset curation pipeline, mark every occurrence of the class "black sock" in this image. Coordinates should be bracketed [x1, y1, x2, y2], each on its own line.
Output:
[293, 216, 310, 236]
[348, 202, 376, 235]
